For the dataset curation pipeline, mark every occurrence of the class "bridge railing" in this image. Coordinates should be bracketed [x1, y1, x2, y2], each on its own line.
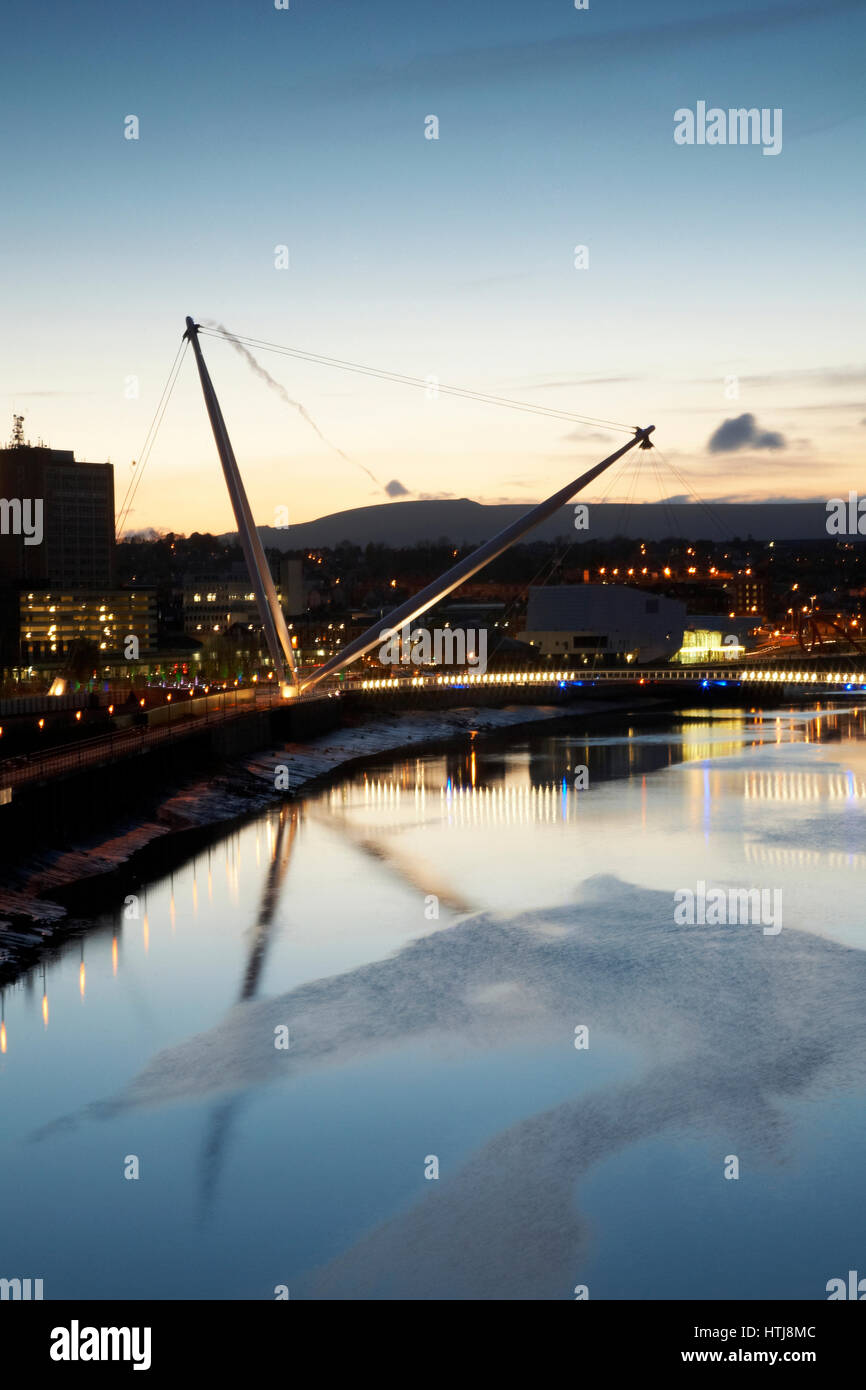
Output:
[345, 665, 866, 692]
[0, 684, 340, 792]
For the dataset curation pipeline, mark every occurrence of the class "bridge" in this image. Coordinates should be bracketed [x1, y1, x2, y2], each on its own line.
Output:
[4, 314, 862, 800]
[2, 661, 864, 795]
[352, 665, 866, 693]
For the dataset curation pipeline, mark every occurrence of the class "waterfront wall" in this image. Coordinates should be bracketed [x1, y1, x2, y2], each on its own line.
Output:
[0, 694, 340, 861]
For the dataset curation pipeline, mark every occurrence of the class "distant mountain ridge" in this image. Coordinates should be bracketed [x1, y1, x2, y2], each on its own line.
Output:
[222, 498, 848, 549]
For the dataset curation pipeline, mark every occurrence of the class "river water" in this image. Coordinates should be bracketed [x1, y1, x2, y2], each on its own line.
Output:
[2, 702, 865, 1300]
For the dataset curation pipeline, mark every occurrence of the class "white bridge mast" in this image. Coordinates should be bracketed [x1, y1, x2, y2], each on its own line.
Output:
[301, 424, 655, 692]
[184, 317, 297, 687]
[186, 311, 653, 697]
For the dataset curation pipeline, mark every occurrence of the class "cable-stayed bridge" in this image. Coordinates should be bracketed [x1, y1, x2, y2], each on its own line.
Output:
[4, 315, 863, 797]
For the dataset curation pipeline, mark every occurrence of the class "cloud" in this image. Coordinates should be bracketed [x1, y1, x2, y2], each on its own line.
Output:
[305, 1, 861, 98]
[695, 366, 866, 389]
[707, 414, 787, 454]
[524, 378, 642, 392]
[562, 429, 621, 444]
[385, 479, 410, 497]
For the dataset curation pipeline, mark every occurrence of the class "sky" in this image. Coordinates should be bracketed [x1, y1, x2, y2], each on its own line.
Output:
[1, 0, 864, 535]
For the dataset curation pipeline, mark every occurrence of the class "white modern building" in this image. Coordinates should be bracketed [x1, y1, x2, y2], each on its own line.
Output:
[519, 585, 686, 664]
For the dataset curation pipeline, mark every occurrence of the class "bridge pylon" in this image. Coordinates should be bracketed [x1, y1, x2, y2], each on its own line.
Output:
[184, 317, 297, 687]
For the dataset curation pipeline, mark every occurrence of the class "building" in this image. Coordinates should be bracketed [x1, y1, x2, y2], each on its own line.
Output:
[183, 579, 261, 637]
[0, 420, 165, 676]
[180, 556, 307, 639]
[16, 589, 157, 666]
[0, 422, 115, 588]
[733, 573, 768, 616]
[277, 556, 305, 616]
[673, 614, 758, 664]
[518, 585, 686, 665]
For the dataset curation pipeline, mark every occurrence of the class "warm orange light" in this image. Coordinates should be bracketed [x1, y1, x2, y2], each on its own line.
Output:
[79, 962, 86, 998]
[38, 718, 45, 730]
[108, 704, 114, 715]
[75, 710, 82, 721]
[0, 1021, 6, 1053]
[143, 915, 149, 954]
[42, 994, 49, 1027]
[111, 936, 118, 976]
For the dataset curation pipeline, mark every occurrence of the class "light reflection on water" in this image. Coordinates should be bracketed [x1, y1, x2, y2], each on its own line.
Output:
[0, 702, 865, 1299]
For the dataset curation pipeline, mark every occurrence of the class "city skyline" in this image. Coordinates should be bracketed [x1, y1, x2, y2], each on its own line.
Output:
[2, 0, 864, 534]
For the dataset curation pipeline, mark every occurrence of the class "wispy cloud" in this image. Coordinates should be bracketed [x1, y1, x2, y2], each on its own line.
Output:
[705, 366, 866, 389]
[306, 1, 862, 96]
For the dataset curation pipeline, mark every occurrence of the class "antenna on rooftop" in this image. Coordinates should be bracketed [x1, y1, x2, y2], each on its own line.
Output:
[10, 414, 25, 447]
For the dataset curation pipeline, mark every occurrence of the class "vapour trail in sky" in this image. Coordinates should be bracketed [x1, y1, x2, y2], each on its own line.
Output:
[205, 320, 387, 494]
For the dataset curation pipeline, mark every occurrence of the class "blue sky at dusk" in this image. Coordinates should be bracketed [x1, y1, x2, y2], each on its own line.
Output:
[2, 0, 864, 533]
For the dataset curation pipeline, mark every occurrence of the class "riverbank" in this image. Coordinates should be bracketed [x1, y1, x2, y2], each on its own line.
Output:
[0, 697, 645, 980]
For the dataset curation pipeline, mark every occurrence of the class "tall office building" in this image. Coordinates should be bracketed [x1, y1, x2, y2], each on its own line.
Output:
[1, 418, 124, 670]
[0, 418, 115, 588]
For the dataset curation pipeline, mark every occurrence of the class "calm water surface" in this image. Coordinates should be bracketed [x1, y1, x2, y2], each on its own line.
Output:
[2, 703, 865, 1299]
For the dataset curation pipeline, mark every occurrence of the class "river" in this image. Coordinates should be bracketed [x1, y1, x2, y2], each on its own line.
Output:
[1, 701, 865, 1300]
